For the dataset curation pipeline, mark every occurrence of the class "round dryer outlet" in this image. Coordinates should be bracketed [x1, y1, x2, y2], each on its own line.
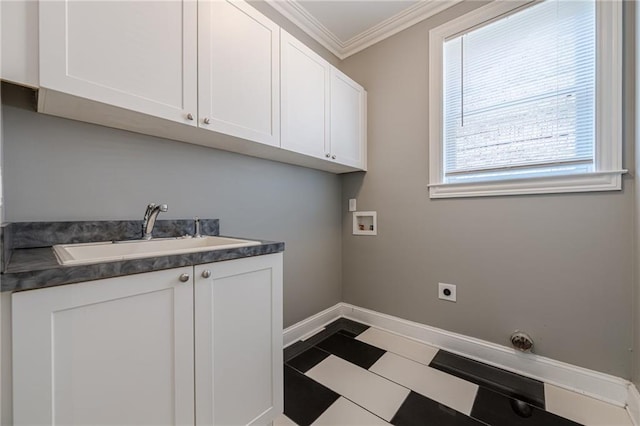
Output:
[510, 331, 534, 352]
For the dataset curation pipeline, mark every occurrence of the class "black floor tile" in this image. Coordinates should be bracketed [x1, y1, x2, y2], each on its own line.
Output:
[302, 328, 340, 348]
[302, 318, 371, 348]
[316, 332, 385, 369]
[430, 351, 545, 409]
[287, 346, 331, 373]
[391, 391, 487, 426]
[332, 317, 370, 336]
[471, 387, 582, 426]
[284, 340, 313, 363]
[338, 329, 359, 338]
[284, 365, 340, 426]
[284, 318, 371, 361]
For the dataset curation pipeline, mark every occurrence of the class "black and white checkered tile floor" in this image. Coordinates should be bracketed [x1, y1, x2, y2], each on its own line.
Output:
[276, 319, 632, 426]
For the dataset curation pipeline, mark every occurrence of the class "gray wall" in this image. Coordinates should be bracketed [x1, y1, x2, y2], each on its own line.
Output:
[340, 2, 634, 378]
[1, 83, 343, 328]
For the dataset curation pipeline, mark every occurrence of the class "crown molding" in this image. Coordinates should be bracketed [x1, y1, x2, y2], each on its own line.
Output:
[266, 0, 462, 60]
[342, 0, 464, 58]
[267, 0, 345, 58]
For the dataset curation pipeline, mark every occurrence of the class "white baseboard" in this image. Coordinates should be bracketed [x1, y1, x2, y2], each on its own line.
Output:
[283, 304, 347, 348]
[628, 384, 640, 426]
[284, 302, 631, 408]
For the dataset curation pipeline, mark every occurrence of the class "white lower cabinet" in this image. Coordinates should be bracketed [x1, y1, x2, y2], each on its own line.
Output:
[194, 255, 283, 425]
[12, 266, 196, 425]
[12, 253, 283, 426]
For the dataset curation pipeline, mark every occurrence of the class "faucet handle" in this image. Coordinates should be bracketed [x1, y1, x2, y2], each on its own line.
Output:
[144, 203, 157, 220]
[194, 216, 201, 238]
[159, 204, 168, 212]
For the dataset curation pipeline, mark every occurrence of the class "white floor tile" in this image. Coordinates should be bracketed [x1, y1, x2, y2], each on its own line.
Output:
[545, 383, 633, 426]
[370, 352, 478, 415]
[306, 355, 410, 421]
[273, 413, 298, 426]
[356, 327, 439, 365]
[311, 397, 390, 426]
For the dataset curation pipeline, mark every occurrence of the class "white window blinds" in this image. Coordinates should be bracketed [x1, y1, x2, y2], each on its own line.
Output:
[443, 0, 596, 184]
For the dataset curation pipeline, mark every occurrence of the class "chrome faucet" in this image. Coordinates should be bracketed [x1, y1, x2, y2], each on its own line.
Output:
[142, 203, 168, 240]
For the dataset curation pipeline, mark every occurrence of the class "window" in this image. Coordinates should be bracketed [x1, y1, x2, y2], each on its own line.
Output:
[428, 0, 623, 198]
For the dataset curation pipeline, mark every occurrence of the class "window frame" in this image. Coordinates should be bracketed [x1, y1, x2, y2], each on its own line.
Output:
[428, 0, 624, 199]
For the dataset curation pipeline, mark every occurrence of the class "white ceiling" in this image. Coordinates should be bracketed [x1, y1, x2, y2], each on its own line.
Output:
[267, 0, 462, 59]
[298, 1, 419, 42]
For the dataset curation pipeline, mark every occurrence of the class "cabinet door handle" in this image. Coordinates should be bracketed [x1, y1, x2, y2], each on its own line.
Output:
[331, 155, 336, 160]
[325, 153, 331, 158]
[201, 270, 211, 279]
[186, 113, 194, 121]
[203, 117, 211, 125]
[179, 273, 190, 283]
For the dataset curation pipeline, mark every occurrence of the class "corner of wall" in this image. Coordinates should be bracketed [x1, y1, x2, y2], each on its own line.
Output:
[1, 19, 5, 421]
[633, 0, 640, 389]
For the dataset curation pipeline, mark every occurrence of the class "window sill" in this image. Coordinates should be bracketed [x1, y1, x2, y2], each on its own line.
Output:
[428, 170, 626, 199]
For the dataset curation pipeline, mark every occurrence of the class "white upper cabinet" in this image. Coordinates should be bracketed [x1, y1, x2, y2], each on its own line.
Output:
[281, 30, 330, 159]
[30, 0, 365, 173]
[38, 0, 198, 126]
[198, 0, 280, 147]
[1, 0, 39, 88]
[281, 31, 367, 170]
[331, 68, 367, 169]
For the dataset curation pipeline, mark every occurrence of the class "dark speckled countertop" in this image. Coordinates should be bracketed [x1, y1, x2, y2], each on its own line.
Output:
[1, 220, 284, 292]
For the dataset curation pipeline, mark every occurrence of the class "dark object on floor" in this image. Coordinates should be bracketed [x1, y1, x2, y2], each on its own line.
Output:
[510, 399, 533, 418]
[430, 350, 545, 408]
[471, 387, 581, 426]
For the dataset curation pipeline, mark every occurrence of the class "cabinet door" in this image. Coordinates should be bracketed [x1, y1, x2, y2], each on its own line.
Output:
[281, 30, 330, 159]
[12, 268, 195, 426]
[198, 0, 280, 146]
[1, 0, 39, 88]
[330, 68, 368, 169]
[39, 0, 198, 125]
[195, 254, 283, 425]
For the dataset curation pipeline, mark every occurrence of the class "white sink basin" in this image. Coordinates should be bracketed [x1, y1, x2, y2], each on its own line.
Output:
[53, 236, 261, 266]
